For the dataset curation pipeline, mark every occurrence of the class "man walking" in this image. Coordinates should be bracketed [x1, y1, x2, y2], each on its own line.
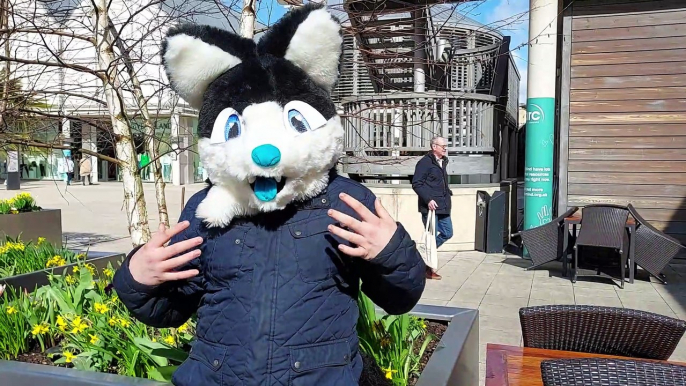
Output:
[65, 155, 75, 186]
[412, 136, 454, 280]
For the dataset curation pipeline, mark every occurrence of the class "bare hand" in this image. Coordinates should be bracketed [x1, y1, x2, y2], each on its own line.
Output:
[428, 200, 438, 211]
[129, 221, 203, 286]
[327, 193, 398, 260]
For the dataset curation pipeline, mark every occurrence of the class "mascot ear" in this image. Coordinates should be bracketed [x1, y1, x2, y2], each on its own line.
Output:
[257, 4, 342, 92]
[162, 24, 255, 109]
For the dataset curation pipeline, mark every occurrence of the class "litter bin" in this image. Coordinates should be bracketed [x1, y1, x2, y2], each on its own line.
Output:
[475, 190, 507, 253]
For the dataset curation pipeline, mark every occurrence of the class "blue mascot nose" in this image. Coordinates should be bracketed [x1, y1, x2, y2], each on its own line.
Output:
[251, 144, 281, 167]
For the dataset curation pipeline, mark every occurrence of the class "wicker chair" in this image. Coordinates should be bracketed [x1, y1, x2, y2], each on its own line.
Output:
[520, 305, 686, 360]
[628, 204, 686, 284]
[511, 207, 579, 272]
[572, 204, 630, 288]
[541, 358, 686, 386]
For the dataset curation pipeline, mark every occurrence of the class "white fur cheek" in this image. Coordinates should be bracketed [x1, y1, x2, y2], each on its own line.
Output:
[279, 118, 344, 177]
[196, 185, 239, 228]
[198, 138, 253, 184]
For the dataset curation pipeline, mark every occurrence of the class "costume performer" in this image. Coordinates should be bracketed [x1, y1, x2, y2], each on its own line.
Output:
[113, 4, 427, 385]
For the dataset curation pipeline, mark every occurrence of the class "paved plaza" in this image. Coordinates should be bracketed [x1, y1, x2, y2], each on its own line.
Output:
[4, 181, 686, 384]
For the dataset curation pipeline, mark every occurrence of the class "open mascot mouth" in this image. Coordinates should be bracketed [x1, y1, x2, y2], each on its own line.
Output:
[249, 176, 287, 202]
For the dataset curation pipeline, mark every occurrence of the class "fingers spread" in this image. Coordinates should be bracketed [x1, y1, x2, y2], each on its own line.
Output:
[338, 243, 367, 257]
[162, 236, 203, 259]
[328, 224, 365, 246]
[159, 249, 201, 272]
[339, 193, 376, 223]
[328, 209, 364, 233]
[151, 220, 190, 247]
[162, 269, 200, 282]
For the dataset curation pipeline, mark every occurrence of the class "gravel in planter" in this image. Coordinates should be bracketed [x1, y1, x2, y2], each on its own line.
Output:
[409, 321, 447, 386]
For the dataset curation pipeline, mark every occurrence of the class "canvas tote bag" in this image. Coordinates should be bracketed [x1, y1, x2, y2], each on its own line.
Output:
[419, 210, 439, 269]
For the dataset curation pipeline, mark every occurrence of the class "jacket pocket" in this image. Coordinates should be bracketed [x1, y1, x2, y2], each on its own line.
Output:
[289, 217, 341, 283]
[289, 339, 355, 386]
[204, 227, 255, 285]
[172, 340, 226, 386]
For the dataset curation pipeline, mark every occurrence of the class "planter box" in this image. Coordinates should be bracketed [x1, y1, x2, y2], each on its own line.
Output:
[0, 252, 125, 292]
[411, 305, 480, 386]
[0, 360, 167, 386]
[0, 304, 479, 386]
[0, 209, 62, 246]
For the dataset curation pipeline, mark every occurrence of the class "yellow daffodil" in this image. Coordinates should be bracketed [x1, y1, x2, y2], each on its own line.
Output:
[103, 268, 114, 278]
[178, 322, 189, 333]
[118, 318, 130, 328]
[108, 318, 117, 326]
[37, 237, 46, 245]
[63, 351, 75, 363]
[70, 316, 88, 333]
[6, 306, 17, 315]
[94, 302, 109, 314]
[46, 255, 66, 268]
[383, 366, 396, 380]
[72, 266, 79, 273]
[421, 321, 427, 329]
[65, 275, 76, 285]
[164, 336, 175, 345]
[56, 315, 67, 331]
[84, 264, 96, 275]
[89, 334, 99, 344]
[31, 323, 49, 336]
[0, 241, 26, 254]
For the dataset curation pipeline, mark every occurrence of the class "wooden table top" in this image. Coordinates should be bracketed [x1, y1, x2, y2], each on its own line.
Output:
[565, 212, 636, 226]
[485, 344, 685, 386]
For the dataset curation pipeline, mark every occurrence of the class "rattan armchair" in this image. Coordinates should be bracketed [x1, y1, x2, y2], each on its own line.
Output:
[512, 207, 579, 273]
[628, 204, 686, 284]
[572, 204, 630, 288]
[520, 305, 686, 360]
[541, 358, 686, 386]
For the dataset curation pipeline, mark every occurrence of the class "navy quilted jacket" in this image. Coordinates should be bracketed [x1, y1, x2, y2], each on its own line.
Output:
[113, 173, 426, 385]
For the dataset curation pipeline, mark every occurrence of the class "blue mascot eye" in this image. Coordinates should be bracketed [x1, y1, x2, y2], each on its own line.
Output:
[288, 109, 311, 133]
[225, 114, 241, 140]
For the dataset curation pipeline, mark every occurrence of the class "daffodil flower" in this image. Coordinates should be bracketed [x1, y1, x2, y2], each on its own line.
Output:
[6, 306, 16, 315]
[164, 335, 175, 345]
[383, 366, 396, 380]
[89, 334, 99, 344]
[63, 351, 75, 363]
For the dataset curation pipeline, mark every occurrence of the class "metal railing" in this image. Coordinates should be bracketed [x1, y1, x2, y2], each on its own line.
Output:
[341, 92, 496, 155]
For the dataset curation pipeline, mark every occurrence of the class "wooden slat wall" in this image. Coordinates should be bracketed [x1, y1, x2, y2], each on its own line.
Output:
[566, 0, 686, 243]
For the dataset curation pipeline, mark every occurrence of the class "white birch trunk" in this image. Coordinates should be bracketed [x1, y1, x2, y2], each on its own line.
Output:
[108, 18, 169, 227]
[239, 0, 256, 39]
[92, 0, 151, 245]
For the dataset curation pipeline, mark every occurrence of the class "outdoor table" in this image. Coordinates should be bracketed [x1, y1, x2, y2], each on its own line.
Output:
[562, 213, 637, 284]
[485, 343, 685, 386]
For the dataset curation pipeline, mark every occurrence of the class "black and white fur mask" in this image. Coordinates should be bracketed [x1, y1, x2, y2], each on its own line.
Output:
[162, 4, 344, 228]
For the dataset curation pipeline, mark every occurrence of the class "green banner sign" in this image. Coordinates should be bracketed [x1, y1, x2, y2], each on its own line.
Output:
[524, 97, 555, 231]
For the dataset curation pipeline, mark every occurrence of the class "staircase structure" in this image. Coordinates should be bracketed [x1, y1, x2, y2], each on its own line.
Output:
[335, 0, 520, 182]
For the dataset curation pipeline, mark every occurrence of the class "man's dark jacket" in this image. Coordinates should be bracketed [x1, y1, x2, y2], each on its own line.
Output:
[112, 172, 426, 386]
[411, 153, 453, 215]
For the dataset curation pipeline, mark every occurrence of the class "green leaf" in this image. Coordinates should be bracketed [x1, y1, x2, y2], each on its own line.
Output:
[132, 337, 169, 367]
[157, 365, 180, 382]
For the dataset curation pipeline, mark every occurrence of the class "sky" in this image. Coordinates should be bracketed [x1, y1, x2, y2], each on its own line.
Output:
[255, 0, 530, 102]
